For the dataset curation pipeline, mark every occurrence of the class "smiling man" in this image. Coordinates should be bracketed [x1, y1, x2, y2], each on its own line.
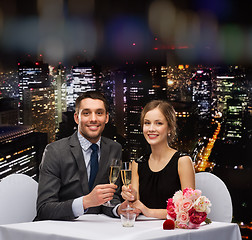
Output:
[35, 91, 126, 221]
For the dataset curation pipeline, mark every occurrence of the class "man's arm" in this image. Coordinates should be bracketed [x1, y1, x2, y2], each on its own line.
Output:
[36, 142, 119, 220]
[36, 144, 76, 220]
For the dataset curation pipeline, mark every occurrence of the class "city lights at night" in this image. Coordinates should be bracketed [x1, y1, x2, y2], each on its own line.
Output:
[0, 0, 252, 238]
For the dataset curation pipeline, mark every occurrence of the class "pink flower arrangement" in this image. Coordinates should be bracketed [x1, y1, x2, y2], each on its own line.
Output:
[166, 188, 211, 229]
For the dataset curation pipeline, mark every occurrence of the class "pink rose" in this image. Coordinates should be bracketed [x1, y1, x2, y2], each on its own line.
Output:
[194, 196, 211, 213]
[189, 208, 207, 224]
[188, 222, 200, 229]
[166, 198, 176, 219]
[177, 211, 189, 224]
[173, 190, 183, 202]
[193, 190, 202, 200]
[183, 188, 194, 198]
[177, 223, 189, 229]
[183, 188, 202, 201]
[180, 199, 193, 212]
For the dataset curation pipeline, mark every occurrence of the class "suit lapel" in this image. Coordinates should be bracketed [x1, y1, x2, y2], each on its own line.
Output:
[69, 132, 89, 193]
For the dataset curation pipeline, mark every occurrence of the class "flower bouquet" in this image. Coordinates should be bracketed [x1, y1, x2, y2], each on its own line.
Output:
[164, 188, 211, 229]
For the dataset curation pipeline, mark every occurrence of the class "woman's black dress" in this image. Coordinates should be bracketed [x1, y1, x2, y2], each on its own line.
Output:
[138, 151, 184, 209]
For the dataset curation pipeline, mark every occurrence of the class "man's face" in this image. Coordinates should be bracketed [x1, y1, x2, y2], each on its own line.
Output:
[74, 98, 109, 143]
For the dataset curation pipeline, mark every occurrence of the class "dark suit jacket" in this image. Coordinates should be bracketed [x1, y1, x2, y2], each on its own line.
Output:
[35, 131, 122, 220]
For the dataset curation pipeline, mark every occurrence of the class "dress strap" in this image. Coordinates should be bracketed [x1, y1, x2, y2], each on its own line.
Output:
[177, 152, 190, 157]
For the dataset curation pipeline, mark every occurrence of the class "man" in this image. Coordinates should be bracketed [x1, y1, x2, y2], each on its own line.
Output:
[36, 91, 127, 220]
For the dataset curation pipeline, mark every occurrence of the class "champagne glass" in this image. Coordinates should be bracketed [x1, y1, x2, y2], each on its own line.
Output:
[121, 161, 134, 210]
[103, 158, 122, 207]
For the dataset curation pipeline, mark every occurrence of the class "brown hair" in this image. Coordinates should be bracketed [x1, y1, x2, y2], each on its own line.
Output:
[75, 91, 109, 113]
[140, 100, 177, 144]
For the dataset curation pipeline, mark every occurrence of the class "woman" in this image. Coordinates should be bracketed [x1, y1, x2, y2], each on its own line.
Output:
[122, 100, 195, 219]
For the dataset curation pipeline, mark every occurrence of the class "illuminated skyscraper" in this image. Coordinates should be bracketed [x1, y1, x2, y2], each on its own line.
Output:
[166, 65, 192, 102]
[0, 126, 47, 180]
[123, 64, 151, 160]
[191, 69, 212, 120]
[149, 65, 168, 100]
[18, 60, 49, 124]
[212, 67, 249, 142]
[23, 87, 56, 143]
[101, 70, 116, 124]
[0, 70, 19, 99]
[52, 64, 67, 129]
[67, 64, 100, 111]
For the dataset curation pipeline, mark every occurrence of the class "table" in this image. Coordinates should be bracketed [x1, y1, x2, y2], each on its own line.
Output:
[0, 214, 242, 240]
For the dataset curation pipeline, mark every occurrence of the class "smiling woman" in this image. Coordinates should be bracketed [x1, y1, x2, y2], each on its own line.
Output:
[140, 100, 177, 145]
[121, 99, 195, 220]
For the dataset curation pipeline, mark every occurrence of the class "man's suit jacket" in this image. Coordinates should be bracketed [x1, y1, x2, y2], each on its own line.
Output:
[35, 131, 122, 220]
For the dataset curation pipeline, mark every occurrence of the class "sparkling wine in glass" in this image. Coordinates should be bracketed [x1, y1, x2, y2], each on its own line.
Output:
[110, 165, 121, 184]
[121, 162, 134, 210]
[103, 159, 122, 207]
[121, 168, 131, 187]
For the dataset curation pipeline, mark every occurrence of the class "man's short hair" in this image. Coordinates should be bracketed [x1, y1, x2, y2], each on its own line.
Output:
[75, 91, 109, 113]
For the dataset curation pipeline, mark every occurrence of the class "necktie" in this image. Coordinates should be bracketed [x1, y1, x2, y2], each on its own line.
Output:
[88, 143, 99, 191]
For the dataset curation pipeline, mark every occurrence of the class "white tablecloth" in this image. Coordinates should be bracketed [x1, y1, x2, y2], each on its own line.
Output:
[0, 214, 242, 240]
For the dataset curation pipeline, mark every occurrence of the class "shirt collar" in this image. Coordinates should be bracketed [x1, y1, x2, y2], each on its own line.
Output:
[77, 131, 101, 151]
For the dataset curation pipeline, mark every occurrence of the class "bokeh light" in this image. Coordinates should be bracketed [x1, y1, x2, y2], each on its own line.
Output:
[148, 0, 249, 64]
[218, 24, 245, 63]
[106, 16, 150, 60]
[148, 0, 176, 43]
[2, 17, 39, 53]
[67, 0, 94, 16]
[0, 0, 252, 66]
[36, 0, 97, 64]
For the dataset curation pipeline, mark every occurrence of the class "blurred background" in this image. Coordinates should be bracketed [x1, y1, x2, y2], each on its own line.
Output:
[0, 0, 251, 238]
[1, 0, 252, 67]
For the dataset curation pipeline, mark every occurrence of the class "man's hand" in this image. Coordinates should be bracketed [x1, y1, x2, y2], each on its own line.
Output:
[83, 184, 117, 209]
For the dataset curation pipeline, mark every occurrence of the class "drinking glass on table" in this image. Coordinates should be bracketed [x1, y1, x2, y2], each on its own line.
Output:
[103, 158, 122, 207]
[121, 161, 134, 210]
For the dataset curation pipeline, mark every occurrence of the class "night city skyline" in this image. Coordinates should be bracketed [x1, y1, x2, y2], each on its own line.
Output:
[0, 0, 252, 239]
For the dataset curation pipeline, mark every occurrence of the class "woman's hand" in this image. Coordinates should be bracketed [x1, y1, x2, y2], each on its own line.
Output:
[132, 200, 150, 217]
[121, 184, 137, 202]
[117, 200, 141, 216]
[133, 200, 168, 219]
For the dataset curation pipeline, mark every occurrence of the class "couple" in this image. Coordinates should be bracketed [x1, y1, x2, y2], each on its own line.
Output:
[35, 91, 195, 221]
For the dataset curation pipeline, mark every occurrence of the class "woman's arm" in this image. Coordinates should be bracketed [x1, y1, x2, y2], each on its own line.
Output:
[133, 200, 167, 219]
[138, 155, 195, 219]
[131, 161, 166, 219]
[178, 155, 195, 190]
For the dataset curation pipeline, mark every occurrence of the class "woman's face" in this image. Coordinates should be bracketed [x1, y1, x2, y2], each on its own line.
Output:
[143, 107, 169, 146]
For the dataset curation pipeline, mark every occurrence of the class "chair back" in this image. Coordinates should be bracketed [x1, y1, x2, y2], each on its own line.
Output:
[195, 172, 233, 222]
[0, 174, 38, 225]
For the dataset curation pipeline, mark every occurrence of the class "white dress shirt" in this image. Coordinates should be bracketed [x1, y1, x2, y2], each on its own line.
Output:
[72, 132, 119, 217]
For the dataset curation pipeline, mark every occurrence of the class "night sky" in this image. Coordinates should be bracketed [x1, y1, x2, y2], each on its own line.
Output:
[1, 0, 252, 69]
